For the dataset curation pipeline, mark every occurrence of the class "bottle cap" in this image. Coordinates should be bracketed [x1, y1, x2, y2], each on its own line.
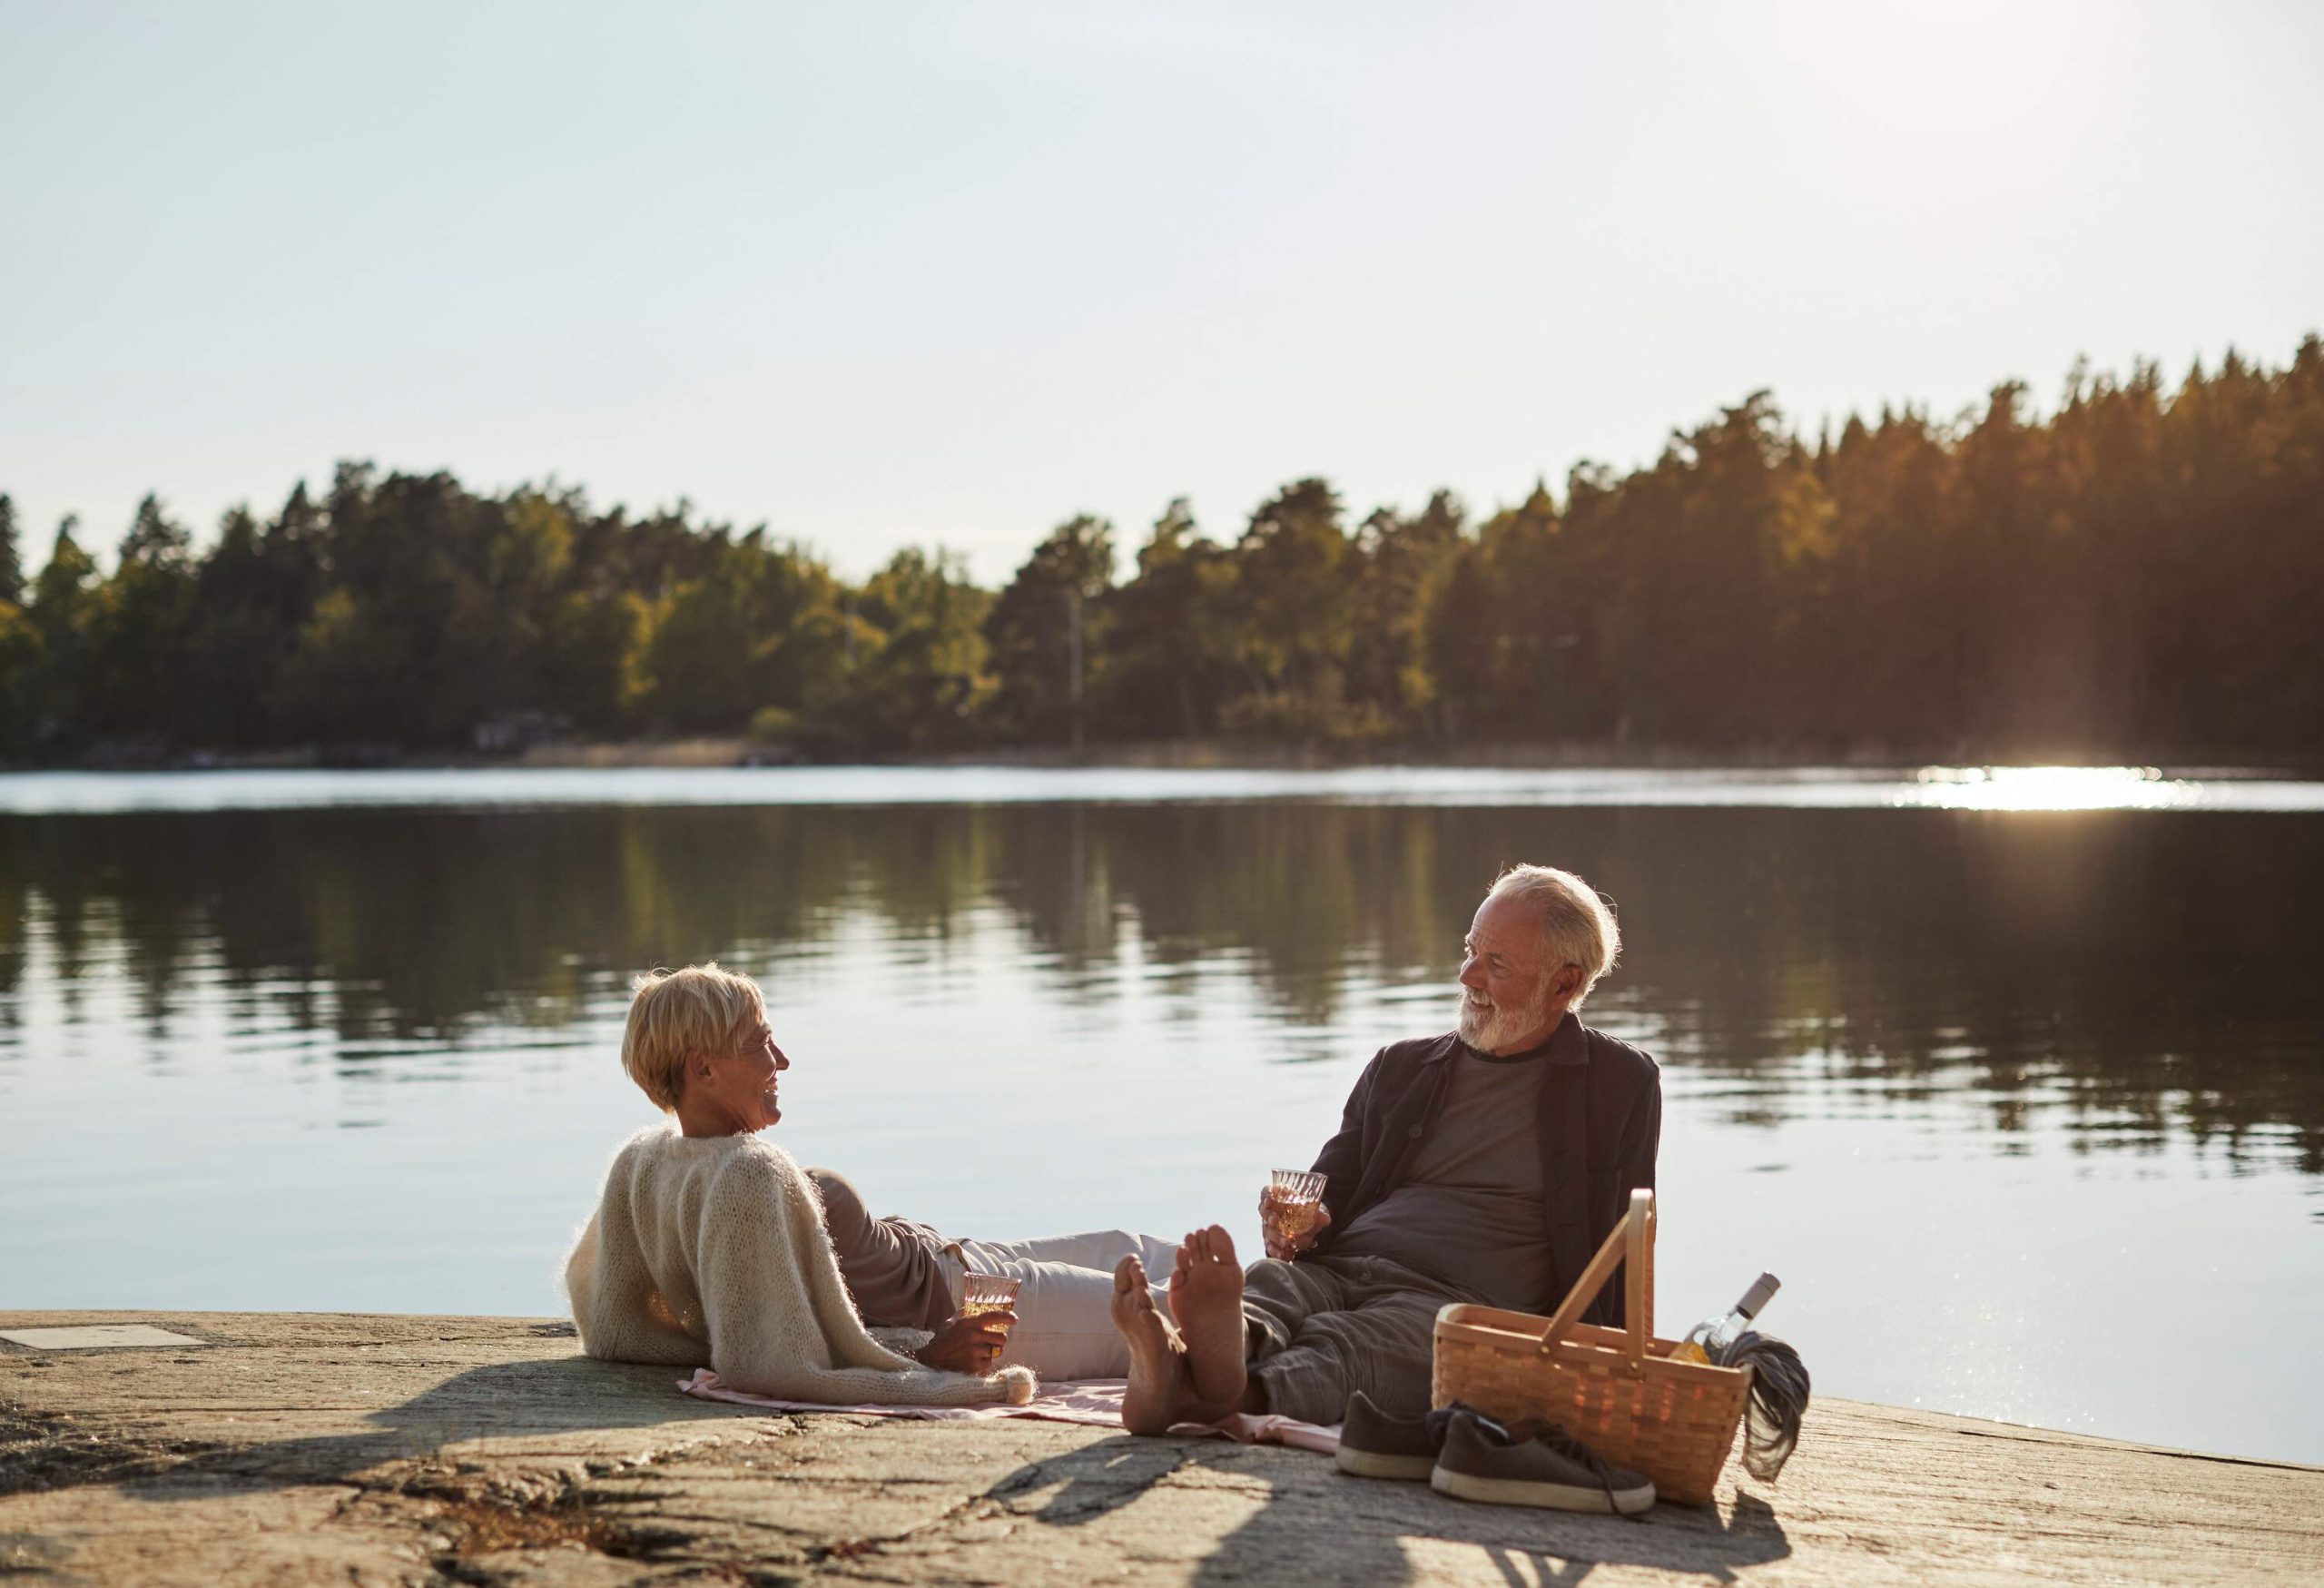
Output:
[1738, 1273, 1780, 1317]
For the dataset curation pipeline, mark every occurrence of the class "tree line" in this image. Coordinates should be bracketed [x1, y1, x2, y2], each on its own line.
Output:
[4, 336, 2319, 762]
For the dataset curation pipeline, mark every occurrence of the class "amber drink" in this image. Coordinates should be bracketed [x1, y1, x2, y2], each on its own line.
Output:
[1263, 1169, 1327, 1255]
[959, 1273, 1020, 1336]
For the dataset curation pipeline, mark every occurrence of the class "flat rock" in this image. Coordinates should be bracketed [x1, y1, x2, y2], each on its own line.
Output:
[3, 1310, 2318, 1586]
[0, 1327, 210, 1352]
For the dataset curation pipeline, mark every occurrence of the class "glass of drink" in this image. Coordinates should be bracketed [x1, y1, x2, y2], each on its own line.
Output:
[958, 1273, 1020, 1338]
[1264, 1169, 1327, 1254]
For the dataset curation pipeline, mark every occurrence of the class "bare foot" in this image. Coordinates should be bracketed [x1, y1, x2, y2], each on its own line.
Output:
[1172, 1225, 1248, 1409]
[1113, 1255, 1189, 1436]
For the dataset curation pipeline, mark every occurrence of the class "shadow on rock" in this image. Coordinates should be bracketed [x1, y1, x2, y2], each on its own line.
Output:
[34, 1354, 754, 1501]
[978, 1435, 1792, 1585]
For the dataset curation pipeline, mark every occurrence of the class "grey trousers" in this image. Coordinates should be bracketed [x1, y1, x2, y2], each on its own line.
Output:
[1241, 1254, 1464, 1425]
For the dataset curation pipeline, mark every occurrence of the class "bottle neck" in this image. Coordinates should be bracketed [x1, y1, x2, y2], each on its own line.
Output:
[1732, 1274, 1780, 1321]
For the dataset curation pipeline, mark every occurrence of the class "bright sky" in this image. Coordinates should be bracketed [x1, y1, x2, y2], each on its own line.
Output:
[4, 1, 2319, 584]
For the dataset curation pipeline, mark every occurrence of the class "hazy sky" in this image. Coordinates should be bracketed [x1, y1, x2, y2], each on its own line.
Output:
[4, 1, 2319, 582]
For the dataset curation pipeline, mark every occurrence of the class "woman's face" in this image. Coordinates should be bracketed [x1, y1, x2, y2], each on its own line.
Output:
[694, 1014, 790, 1132]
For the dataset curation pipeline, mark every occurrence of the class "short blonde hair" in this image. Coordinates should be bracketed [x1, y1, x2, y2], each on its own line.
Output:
[622, 962, 766, 1110]
[1485, 864, 1621, 1010]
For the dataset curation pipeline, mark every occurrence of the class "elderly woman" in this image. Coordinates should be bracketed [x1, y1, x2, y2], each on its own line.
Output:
[565, 962, 1178, 1402]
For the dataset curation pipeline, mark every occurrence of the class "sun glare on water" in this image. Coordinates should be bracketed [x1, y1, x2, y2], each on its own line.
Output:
[1902, 766, 2200, 812]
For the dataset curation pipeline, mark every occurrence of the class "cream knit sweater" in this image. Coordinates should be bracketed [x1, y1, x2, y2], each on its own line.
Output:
[564, 1123, 1035, 1406]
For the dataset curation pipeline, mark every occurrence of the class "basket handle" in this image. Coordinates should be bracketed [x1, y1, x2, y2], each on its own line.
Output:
[1534, 1189, 1654, 1362]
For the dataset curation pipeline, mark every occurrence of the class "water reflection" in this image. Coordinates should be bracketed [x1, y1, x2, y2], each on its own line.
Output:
[1905, 764, 2199, 810]
[5, 764, 2322, 814]
[2, 802, 2318, 1174]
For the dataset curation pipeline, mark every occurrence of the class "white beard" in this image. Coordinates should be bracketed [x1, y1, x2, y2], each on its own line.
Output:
[1456, 980, 1552, 1053]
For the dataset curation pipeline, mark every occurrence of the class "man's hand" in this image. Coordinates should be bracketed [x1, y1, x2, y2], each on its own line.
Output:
[1257, 1190, 1332, 1261]
[915, 1309, 1017, 1375]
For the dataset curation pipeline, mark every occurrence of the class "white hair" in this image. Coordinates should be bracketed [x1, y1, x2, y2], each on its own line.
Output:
[1484, 864, 1621, 1010]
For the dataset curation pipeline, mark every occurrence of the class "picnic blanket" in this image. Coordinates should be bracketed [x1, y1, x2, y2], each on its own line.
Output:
[679, 1369, 1341, 1455]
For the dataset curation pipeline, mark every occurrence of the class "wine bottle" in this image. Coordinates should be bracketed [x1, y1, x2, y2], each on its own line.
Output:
[1672, 1273, 1779, 1365]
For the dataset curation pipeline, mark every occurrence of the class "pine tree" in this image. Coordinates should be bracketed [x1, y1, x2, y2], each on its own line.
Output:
[0, 493, 23, 606]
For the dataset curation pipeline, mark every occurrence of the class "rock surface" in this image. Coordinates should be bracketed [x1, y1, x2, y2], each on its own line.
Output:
[3, 1310, 2318, 1585]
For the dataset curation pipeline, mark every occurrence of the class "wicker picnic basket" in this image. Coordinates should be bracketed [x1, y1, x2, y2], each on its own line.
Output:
[1432, 1189, 1753, 1505]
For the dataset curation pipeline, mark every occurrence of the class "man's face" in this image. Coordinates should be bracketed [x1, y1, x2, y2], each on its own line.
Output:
[695, 1013, 789, 1131]
[1455, 892, 1572, 1054]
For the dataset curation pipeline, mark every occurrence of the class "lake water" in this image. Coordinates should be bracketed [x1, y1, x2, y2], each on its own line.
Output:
[3, 766, 2319, 1465]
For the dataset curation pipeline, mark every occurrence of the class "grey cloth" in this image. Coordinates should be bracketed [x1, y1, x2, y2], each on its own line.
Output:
[805, 1167, 956, 1334]
[1713, 1329, 1812, 1482]
[1241, 1254, 1468, 1425]
[1329, 1046, 1555, 1312]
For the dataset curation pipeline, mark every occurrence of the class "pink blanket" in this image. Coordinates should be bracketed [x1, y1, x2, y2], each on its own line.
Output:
[677, 1369, 1341, 1455]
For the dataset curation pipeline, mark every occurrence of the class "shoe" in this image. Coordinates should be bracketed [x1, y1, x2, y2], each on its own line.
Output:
[1430, 1413, 1656, 1514]
[1334, 1391, 1479, 1481]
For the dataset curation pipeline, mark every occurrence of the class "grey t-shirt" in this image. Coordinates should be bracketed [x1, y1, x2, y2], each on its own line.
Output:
[1327, 1046, 1553, 1311]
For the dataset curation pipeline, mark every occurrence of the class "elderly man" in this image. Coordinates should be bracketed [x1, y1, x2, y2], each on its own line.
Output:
[1111, 864, 1661, 1435]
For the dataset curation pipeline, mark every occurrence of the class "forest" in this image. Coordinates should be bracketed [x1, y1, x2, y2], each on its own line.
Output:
[3, 337, 2319, 762]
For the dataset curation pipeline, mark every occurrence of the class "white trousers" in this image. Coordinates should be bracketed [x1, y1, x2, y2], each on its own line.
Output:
[943, 1228, 1181, 1381]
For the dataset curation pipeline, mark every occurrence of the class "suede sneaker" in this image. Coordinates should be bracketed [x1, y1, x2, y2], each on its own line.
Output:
[1334, 1392, 1492, 1481]
[1431, 1413, 1656, 1514]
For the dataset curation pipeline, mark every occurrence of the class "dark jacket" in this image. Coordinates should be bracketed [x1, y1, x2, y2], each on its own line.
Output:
[1306, 1012, 1661, 1327]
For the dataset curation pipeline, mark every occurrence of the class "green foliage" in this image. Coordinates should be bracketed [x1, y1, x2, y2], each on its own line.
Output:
[635, 530, 852, 737]
[24, 515, 99, 746]
[182, 506, 287, 746]
[0, 493, 23, 607]
[838, 547, 994, 753]
[1348, 489, 1463, 731]
[1423, 482, 1585, 738]
[985, 514, 1115, 744]
[84, 496, 200, 739]
[6, 333, 2321, 763]
[0, 494, 32, 749]
[0, 600, 38, 754]
[1221, 478, 1366, 739]
[1100, 498, 1236, 737]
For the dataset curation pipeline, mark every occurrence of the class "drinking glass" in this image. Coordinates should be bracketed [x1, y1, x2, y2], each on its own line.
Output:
[958, 1273, 1021, 1337]
[1264, 1169, 1327, 1253]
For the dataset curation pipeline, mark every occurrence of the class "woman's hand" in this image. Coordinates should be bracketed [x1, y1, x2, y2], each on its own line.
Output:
[914, 1309, 1018, 1375]
[1257, 1190, 1331, 1261]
